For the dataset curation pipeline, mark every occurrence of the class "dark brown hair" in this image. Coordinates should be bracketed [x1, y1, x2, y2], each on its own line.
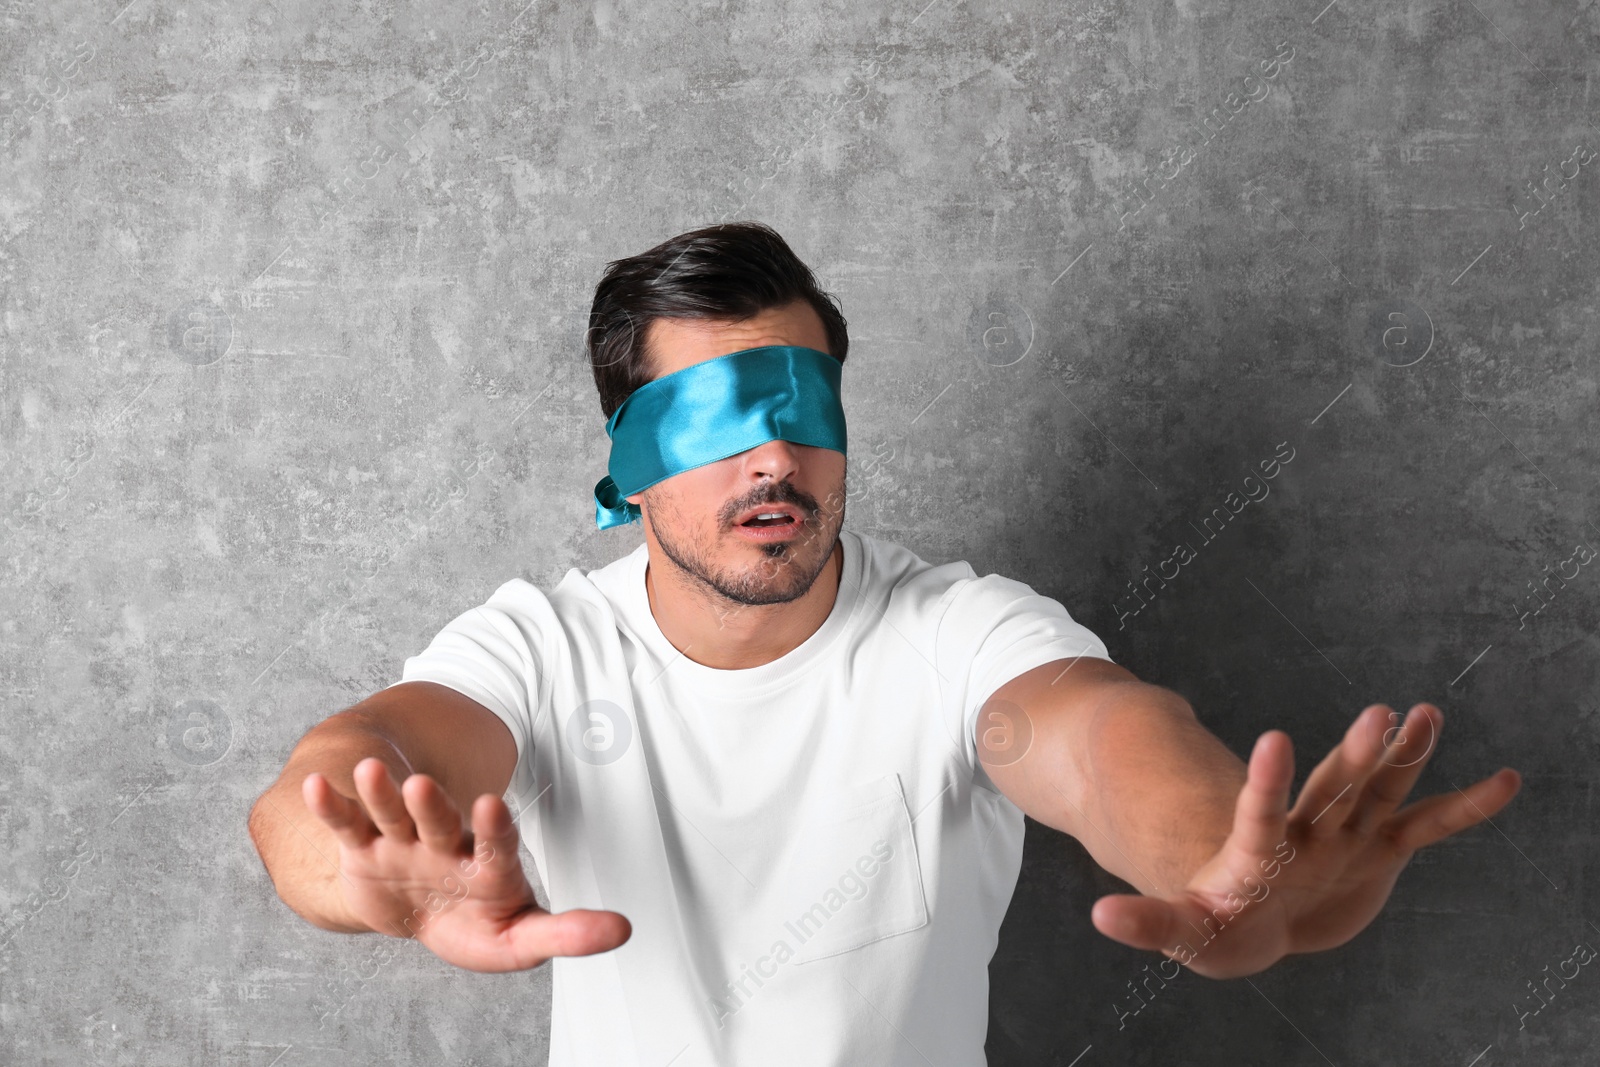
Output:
[586, 221, 850, 418]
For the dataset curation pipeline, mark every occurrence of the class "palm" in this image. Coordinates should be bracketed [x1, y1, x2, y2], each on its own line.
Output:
[305, 759, 631, 973]
[331, 827, 542, 973]
[1091, 703, 1520, 978]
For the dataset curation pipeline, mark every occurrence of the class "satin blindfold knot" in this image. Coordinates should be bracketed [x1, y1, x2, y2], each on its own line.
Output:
[593, 344, 848, 529]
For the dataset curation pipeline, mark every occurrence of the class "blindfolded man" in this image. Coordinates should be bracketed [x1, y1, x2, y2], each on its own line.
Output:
[250, 221, 1521, 1067]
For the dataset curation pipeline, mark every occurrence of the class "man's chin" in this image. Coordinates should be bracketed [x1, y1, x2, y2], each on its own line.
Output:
[722, 584, 805, 607]
[719, 550, 832, 605]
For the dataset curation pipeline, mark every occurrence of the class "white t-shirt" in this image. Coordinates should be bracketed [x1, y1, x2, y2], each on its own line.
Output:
[388, 527, 1113, 1067]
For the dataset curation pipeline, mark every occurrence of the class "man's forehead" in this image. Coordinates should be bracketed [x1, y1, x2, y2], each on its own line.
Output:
[644, 305, 828, 380]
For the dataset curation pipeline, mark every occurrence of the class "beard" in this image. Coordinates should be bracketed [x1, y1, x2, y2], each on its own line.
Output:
[643, 474, 847, 607]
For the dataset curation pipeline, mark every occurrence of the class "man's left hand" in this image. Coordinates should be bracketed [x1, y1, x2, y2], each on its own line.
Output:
[1088, 703, 1521, 978]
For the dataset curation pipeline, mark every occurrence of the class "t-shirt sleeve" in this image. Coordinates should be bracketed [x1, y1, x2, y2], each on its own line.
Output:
[936, 570, 1114, 788]
[385, 580, 544, 795]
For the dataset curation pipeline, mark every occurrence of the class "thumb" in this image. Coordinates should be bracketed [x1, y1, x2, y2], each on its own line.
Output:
[1091, 893, 1186, 954]
[501, 905, 633, 966]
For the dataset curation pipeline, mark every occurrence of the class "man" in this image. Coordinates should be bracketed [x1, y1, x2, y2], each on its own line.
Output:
[248, 221, 1521, 1066]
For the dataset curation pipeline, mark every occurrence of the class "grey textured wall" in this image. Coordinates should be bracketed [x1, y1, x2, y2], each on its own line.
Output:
[2, 0, 1596, 1063]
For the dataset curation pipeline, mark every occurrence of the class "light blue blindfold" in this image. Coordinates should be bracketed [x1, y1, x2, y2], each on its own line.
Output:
[593, 344, 848, 529]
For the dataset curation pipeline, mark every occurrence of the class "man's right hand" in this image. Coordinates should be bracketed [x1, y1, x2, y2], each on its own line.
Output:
[302, 757, 632, 972]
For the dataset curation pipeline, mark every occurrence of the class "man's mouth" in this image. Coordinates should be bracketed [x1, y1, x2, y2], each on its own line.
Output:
[741, 512, 796, 527]
[732, 502, 806, 531]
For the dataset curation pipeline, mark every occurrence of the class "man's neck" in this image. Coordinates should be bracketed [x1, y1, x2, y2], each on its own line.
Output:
[644, 540, 844, 670]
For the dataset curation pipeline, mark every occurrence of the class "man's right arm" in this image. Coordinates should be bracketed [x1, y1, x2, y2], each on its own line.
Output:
[247, 680, 519, 934]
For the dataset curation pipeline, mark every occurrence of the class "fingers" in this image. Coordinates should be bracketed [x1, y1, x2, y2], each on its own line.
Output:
[301, 771, 377, 850]
[302, 762, 472, 860]
[1288, 704, 1392, 834]
[1385, 768, 1522, 855]
[400, 773, 468, 852]
[353, 757, 418, 842]
[1371, 703, 1440, 773]
[1349, 705, 1441, 836]
[466, 793, 532, 890]
[1228, 730, 1294, 857]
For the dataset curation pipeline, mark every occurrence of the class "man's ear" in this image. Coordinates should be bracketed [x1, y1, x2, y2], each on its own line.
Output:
[626, 492, 644, 506]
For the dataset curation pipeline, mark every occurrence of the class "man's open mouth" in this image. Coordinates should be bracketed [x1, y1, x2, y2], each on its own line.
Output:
[740, 512, 796, 527]
[733, 503, 805, 529]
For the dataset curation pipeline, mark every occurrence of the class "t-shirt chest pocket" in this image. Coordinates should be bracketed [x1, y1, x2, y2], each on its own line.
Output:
[774, 772, 930, 965]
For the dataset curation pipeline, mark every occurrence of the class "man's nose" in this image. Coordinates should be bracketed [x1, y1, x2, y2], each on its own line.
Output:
[742, 439, 802, 483]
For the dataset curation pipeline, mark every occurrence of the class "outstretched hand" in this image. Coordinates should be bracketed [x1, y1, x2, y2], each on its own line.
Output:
[304, 758, 632, 973]
[1088, 703, 1520, 978]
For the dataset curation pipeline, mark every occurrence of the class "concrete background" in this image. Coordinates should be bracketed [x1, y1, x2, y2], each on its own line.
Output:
[2, 0, 1597, 1063]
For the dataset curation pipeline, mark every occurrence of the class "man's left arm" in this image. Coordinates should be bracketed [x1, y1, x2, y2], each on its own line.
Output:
[978, 658, 1522, 978]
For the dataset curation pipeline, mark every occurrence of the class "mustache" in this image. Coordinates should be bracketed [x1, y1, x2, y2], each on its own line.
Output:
[721, 481, 821, 527]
